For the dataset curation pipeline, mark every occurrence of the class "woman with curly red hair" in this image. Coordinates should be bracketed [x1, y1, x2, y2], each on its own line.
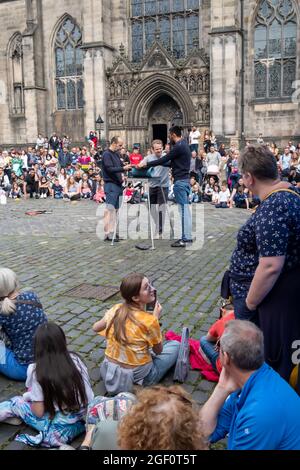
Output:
[118, 385, 207, 450]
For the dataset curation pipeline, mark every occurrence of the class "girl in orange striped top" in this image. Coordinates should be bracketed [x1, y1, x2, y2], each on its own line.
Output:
[93, 273, 179, 395]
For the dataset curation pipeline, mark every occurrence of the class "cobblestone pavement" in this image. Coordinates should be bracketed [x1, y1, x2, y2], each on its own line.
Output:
[0, 199, 249, 449]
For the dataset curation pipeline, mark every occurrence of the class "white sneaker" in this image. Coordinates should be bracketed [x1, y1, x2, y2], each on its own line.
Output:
[59, 444, 75, 450]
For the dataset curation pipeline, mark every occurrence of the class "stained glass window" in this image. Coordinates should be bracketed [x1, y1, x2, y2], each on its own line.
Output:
[255, 63, 267, 98]
[55, 16, 84, 110]
[187, 0, 199, 8]
[130, 0, 199, 62]
[57, 81, 66, 110]
[158, 0, 169, 14]
[55, 48, 64, 77]
[172, 16, 185, 58]
[254, 0, 297, 100]
[145, 0, 156, 15]
[173, 0, 184, 12]
[269, 61, 281, 97]
[132, 21, 144, 62]
[77, 79, 84, 108]
[145, 19, 156, 50]
[283, 61, 296, 96]
[132, 0, 143, 16]
[187, 14, 198, 50]
[284, 22, 296, 57]
[159, 16, 170, 49]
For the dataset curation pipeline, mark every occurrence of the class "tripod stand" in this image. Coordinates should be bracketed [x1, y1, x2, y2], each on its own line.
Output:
[111, 178, 174, 249]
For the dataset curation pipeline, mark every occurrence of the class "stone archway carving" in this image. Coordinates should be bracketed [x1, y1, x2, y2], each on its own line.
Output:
[125, 73, 196, 128]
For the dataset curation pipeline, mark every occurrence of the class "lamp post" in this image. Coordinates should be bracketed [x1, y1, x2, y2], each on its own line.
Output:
[95, 115, 104, 147]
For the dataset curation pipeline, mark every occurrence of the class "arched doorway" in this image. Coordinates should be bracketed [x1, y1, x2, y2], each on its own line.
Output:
[124, 73, 195, 149]
[148, 95, 182, 146]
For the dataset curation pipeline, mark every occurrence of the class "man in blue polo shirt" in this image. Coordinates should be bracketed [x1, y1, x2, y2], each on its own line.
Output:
[102, 136, 131, 241]
[139, 126, 192, 248]
[200, 320, 300, 450]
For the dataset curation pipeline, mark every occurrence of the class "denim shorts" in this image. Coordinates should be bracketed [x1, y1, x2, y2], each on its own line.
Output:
[104, 183, 123, 210]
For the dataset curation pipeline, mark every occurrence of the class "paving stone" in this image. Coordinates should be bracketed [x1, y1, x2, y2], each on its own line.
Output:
[192, 390, 209, 405]
[0, 198, 250, 450]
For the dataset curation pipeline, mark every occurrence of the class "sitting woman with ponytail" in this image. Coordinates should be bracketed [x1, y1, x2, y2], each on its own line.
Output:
[0, 322, 94, 447]
[0, 268, 47, 381]
[93, 273, 180, 395]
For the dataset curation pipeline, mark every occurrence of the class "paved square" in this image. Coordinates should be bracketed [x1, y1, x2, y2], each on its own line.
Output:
[0, 199, 249, 449]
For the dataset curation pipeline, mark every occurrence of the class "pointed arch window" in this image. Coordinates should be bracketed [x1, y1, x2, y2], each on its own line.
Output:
[55, 17, 84, 110]
[130, 0, 199, 62]
[8, 34, 25, 115]
[254, 0, 297, 100]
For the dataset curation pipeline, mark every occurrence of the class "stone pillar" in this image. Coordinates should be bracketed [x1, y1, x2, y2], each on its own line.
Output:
[210, 36, 224, 135]
[224, 35, 238, 135]
[22, 0, 46, 142]
[82, 0, 115, 141]
[210, 0, 241, 140]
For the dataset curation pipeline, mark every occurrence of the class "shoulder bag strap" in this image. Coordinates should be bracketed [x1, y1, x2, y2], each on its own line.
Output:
[15, 300, 43, 309]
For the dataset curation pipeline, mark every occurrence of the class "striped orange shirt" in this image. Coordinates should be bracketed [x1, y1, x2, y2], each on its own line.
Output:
[99, 304, 162, 366]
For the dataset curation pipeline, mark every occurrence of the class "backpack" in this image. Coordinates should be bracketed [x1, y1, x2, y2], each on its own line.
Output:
[128, 189, 142, 204]
[173, 327, 190, 383]
[87, 393, 137, 450]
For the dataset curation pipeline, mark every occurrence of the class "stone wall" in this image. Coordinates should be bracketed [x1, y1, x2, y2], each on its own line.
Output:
[0, 0, 27, 144]
[243, 0, 300, 145]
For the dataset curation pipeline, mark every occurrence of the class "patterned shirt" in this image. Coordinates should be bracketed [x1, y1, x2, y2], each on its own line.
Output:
[0, 291, 47, 365]
[100, 304, 162, 366]
[230, 188, 300, 298]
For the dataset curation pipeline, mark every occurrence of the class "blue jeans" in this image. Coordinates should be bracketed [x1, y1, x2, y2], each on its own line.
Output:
[143, 341, 180, 386]
[173, 180, 192, 241]
[0, 345, 28, 381]
[200, 336, 219, 371]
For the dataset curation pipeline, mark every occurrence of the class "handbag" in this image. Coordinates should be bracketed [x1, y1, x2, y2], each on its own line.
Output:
[173, 327, 190, 383]
[221, 270, 231, 299]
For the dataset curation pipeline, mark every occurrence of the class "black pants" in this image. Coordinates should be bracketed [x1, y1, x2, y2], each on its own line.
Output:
[27, 183, 39, 197]
[258, 266, 300, 382]
[149, 186, 168, 234]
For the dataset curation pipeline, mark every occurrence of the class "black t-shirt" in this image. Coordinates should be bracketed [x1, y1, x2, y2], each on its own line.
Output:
[25, 175, 36, 185]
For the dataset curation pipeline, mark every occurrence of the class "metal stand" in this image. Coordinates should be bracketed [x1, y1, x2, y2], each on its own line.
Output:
[110, 178, 155, 249]
[110, 178, 175, 248]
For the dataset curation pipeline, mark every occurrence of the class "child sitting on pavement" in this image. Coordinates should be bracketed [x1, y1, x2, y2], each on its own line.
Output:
[199, 303, 235, 374]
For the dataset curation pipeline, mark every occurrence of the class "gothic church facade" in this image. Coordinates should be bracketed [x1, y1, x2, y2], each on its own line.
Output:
[0, 0, 299, 147]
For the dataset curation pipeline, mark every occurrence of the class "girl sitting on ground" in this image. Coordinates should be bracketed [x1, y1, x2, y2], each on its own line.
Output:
[39, 176, 50, 199]
[0, 322, 94, 447]
[9, 182, 22, 199]
[190, 176, 201, 203]
[211, 183, 220, 205]
[0, 268, 47, 381]
[93, 178, 106, 203]
[80, 181, 92, 199]
[63, 176, 81, 201]
[93, 273, 180, 395]
[203, 176, 216, 202]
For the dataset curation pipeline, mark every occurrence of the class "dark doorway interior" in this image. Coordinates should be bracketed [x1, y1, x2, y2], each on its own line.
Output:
[153, 124, 168, 145]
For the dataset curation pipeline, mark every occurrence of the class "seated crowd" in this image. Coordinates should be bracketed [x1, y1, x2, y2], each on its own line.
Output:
[1, 132, 299, 210]
[1, 268, 300, 450]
